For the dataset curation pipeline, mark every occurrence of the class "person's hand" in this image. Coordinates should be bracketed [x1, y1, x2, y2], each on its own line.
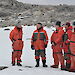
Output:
[45, 44, 47, 48]
[54, 42, 56, 46]
[31, 45, 34, 50]
[51, 42, 56, 46]
[65, 42, 70, 45]
[12, 39, 15, 43]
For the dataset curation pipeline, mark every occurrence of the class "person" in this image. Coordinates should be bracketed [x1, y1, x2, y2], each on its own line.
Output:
[10, 20, 24, 66]
[51, 21, 65, 70]
[69, 21, 75, 72]
[62, 22, 72, 69]
[31, 23, 48, 67]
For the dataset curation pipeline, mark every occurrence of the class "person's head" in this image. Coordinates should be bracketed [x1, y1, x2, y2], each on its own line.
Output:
[36, 23, 43, 29]
[72, 21, 75, 28]
[65, 22, 71, 28]
[55, 21, 61, 29]
[15, 20, 22, 28]
[16, 25, 22, 29]
[72, 21, 75, 32]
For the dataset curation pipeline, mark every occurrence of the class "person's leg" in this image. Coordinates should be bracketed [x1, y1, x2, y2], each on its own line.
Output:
[12, 51, 17, 66]
[64, 45, 71, 69]
[70, 55, 75, 72]
[66, 54, 71, 69]
[57, 53, 65, 70]
[35, 50, 40, 67]
[17, 51, 22, 66]
[51, 53, 59, 68]
[40, 50, 47, 67]
[51, 45, 59, 68]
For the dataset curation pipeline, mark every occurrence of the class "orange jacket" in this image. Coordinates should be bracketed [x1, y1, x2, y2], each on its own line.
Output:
[70, 31, 75, 55]
[10, 27, 24, 50]
[51, 27, 64, 44]
[65, 26, 72, 44]
[51, 27, 64, 53]
[63, 26, 72, 53]
[66, 26, 72, 40]
[31, 27, 48, 50]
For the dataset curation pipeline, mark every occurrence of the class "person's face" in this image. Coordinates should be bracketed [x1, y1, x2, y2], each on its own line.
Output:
[73, 26, 75, 29]
[55, 25, 59, 29]
[36, 24, 42, 29]
[17, 25, 22, 28]
[65, 25, 68, 29]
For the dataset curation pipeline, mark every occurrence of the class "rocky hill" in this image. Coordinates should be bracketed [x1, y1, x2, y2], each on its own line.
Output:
[0, 0, 75, 27]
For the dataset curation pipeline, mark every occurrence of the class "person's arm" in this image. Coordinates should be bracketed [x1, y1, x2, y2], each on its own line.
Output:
[9, 30, 14, 42]
[43, 30, 48, 48]
[55, 30, 64, 44]
[65, 30, 72, 45]
[44, 31, 48, 46]
[31, 32, 35, 50]
[31, 32, 34, 45]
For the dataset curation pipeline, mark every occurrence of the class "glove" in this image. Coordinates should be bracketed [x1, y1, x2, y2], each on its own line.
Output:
[64, 54, 70, 60]
[51, 42, 56, 46]
[54, 42, 56, 45]
[31, 45, 34, 50]
[11, 39, 16, 43]
[65, 42, 70, 45]
[51, 41, 53, 44]
[45, 44, 47, 48]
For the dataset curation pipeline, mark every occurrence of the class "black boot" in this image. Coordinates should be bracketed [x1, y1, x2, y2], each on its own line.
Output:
[50, 65, 58, 68]
[61, 65, 66, 70]
[17, 63, 22, 66]
[65, 63, 71, 71]
[12, 63, 15, 66]
[35, 59, 39, 67]
[42, 60, 48, 67]
[66, 63, 71, 69]
[12, 62, 15, 66]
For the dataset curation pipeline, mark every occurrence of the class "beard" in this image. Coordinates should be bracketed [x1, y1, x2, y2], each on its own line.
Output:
[16, 27, 22, 31]
[37, 26, 42, 30]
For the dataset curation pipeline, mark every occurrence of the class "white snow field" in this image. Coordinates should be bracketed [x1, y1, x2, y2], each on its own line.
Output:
[17, 0, 75, 5]
[0, 26, 74, 75]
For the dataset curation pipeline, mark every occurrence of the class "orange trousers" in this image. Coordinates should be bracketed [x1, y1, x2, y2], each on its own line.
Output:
[12, 50, 22, 64]
[53, 53, 65, 67]
[70, 55, 75, 70]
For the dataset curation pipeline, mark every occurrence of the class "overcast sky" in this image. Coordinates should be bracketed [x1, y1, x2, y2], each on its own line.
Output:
[17, 0, 75, 5]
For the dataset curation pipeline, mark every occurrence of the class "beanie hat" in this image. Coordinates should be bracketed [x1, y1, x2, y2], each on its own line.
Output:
[37, 23, 42, 26]
[15, 20, 21, 26]
[55, 21, 61, 27]
[65, 22, 70, 27]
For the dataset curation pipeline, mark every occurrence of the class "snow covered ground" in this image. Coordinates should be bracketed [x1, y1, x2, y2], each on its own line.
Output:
[0, 26, 74, 75]
[17, 0, 75, 5]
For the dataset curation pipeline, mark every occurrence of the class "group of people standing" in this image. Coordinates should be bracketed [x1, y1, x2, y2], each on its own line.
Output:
[51, 21, 75, 72]
[9, 20, 75, 72]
